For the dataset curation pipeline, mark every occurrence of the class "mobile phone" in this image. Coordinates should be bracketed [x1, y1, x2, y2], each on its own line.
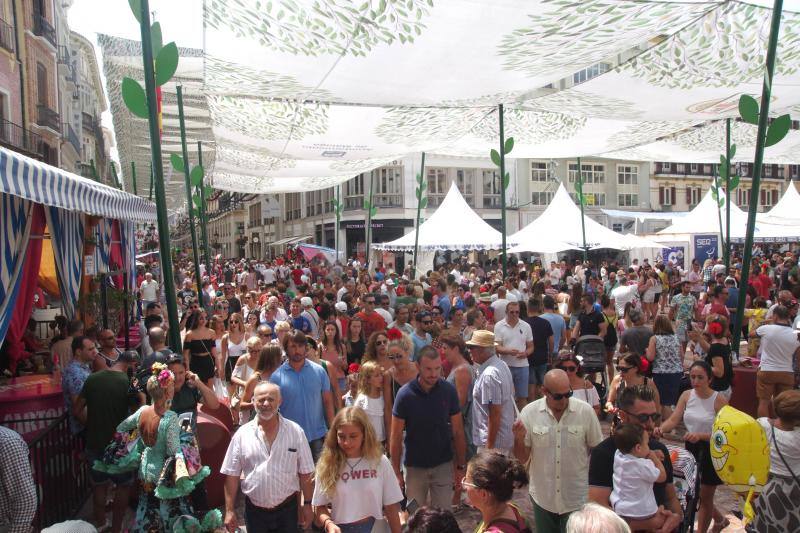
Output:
[406, 498, 419, 516]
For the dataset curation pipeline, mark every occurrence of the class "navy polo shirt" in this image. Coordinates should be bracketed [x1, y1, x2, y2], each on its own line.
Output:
[392, 377, 460, 468]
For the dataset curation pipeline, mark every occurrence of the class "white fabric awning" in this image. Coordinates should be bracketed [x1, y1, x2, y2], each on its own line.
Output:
[373, 182, 508, 251]
[602, 209, 689, 222]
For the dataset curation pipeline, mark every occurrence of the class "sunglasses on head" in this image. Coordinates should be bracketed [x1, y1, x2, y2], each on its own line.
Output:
[548, 390, 573, 400]
[622, 410, 662, 423]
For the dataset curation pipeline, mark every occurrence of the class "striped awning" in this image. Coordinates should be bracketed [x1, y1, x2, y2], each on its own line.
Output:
[0, 146, 157, 223]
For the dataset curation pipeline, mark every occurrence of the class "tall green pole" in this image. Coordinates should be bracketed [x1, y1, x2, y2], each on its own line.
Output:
[732, 0, 783, 355]
[148, 162, 154, 201]
[138, 0, 181, 351]
[724, 118, 732, 270]
[498, 105, 508, 279]
[576, 156, 588, 262]
[177, 85, 203, 307]
[365, 171, 375, 267]
[131, 161, 138, 196]
[714, 164, 725, 251]
[412, 151, 426, 278]
[197, 141, 210, 267]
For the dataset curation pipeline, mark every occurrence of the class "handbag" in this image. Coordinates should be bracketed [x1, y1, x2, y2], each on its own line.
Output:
[771, 424, 800, 485]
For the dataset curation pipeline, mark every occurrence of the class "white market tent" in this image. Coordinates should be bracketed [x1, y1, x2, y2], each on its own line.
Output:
[509, 184, 629, 253]
[373, 182, 508, 251]
[758, 182, 800, 225]
[658, 188, 750, 239]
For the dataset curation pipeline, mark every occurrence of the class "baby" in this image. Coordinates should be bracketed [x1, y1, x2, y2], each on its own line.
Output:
[610, 423, 667, 522]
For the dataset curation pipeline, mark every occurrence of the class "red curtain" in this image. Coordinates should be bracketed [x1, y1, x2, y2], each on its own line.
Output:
[6, 204, 45, 373]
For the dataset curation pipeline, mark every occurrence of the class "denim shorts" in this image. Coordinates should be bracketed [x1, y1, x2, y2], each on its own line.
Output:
[528, 363, 548, 386]
[509, 366, 529, 398]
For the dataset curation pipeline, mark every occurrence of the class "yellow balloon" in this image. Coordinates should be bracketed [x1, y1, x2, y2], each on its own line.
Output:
[711, 405, 770, 496]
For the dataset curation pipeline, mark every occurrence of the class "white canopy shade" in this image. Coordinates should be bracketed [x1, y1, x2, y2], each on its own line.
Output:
[373, 182, 508, 251]
[616, 233, 667, 251]
[510, 184, 629, 252]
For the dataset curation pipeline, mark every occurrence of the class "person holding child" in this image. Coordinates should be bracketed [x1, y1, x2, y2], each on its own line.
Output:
[610, 423, 666, 522]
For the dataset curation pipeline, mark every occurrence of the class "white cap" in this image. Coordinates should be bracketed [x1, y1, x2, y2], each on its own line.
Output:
[300, 296, 313, 307]
[335, 301, 348, 312]
[300, 275, 309, 283]
[385, 279, 395, 286]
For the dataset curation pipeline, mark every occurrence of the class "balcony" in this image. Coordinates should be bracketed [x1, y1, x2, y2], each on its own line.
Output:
[81, 112, 95, 131]
[62, 122, 80, 154]
[78, 162, 94, 179]
[0, 19, 14, 54]
[0, 119, 45, 159]
[57, 44, 70, 64]
[33, 13, 56, 48]
[36, 104, 59, 131]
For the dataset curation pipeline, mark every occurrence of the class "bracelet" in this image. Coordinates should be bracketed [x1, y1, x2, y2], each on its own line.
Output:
[323, 518, 332, 529]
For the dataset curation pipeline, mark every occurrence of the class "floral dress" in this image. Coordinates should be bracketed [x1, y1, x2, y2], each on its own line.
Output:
[93, 406, 218, 532]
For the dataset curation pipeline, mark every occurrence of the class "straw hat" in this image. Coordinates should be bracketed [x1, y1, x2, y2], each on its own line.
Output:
[466, 330, 497, 347]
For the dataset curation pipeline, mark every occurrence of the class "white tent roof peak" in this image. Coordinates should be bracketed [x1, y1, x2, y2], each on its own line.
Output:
[373, 182, 506, 251]
[658, 187, 748, 237]
[762, 181, 800, 221]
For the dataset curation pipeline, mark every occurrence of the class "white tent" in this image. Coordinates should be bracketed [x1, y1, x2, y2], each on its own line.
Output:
[758, 182, 800, 226]
[509, 184, 628, 253]
[594, 233, 664, 251]
[373, 182, 508, 251]
[658, 189, 750, 239]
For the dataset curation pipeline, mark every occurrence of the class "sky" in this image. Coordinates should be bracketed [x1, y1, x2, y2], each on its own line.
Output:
[67, 0, 204, 164]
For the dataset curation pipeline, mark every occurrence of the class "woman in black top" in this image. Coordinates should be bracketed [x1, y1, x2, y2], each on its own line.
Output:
[345, 316, 366, 366]
[704, 317, 733, 396]
[182, 310, 219, 386]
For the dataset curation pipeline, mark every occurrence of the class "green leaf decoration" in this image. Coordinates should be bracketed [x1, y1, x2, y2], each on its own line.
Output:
[719, 159, 728, 179]
[765, 114, 792, 147]
[128, 0, 142, 22]
[738, 94, 759, 125]
[711, 188, 719, 200]
[730, 143, 737, 159]
[416, 173, 424, 184]
[503, 172, 510, 190]
[575, 178, 583, 193]
[420, 197, 428, 209]
[363, 200, 371, 210]
[718, 197, 725, 208]
[504, 137, 515, 155]
[155, 42, 179, 87]
[192, 195, 202, 208]
[170, 153, 184, 173]
[729, 175, 740, 190]
[151, 22, 163, 56]
[490, 149, 501, 167]
[190, 165, 204, 187]
[204, 186, 214, 196]
[121, 78, 148, 118]
[370, 207, 378, 217]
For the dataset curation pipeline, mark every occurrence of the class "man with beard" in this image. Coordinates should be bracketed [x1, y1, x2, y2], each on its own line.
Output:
[221, 382, 314, 532]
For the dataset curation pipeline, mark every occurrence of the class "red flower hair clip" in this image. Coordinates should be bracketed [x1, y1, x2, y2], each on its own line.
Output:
[708, 321, 724, 336]
[386, 328, 403, 340]
[348, 363, 361, 374]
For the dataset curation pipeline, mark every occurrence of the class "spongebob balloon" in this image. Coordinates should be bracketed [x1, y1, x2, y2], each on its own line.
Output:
[711, 405, 770, 524]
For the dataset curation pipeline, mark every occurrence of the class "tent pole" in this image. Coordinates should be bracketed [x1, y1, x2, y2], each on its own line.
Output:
[177, 85, 204, 309]
[724, 118, 732, 271]
[138, 0, 181, 351]
[732, 0, 783, 355]
[148, 162, 154, 201]
[577, 156, 588, 262]
[412, 151, 426, 279]
[197, 141, 210, 267]
[713, 164, 724, 256]
[498, 105, 508, 278]
[131, 161, 138, 196]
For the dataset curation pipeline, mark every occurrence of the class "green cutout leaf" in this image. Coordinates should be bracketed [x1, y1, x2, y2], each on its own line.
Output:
[204, 186, 214, 196]
[190, 165, 204, 187]
[155, 42, 179, 86]
[503, 172, 510, 190]
[170, 153, 184, 173]
[490, 149, 501, 167]
[129, 0, 142, 22]
[765, 114, 791, 147]
[370, 207, 378, 217]
[415, 186, 422, 199]
[416, 172, 423, 184]
[192, 195, 202, 208]
[730, 143, 736, 159]
[711, 189, 719, 200]
[151, 22, 163, 57]
[121, 78, 148, 118]
[729, 175, 740, 190]
[738, 94, 759, 125]
[420, 197, 428, 209]
[718, 197, 725, 208]
[504, 137, 515, 155]
[363, 200, 370, 210]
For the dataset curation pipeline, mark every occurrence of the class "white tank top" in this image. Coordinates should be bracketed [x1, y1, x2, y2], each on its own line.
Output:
[227, 335, 247, 359]
[684, 389, 718, 434]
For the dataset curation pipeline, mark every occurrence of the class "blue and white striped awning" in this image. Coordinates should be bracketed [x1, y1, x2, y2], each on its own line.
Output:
[0, 146, 157, 222]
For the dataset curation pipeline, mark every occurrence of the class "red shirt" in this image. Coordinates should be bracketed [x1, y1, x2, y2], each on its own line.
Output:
[355, 311, 387, 340]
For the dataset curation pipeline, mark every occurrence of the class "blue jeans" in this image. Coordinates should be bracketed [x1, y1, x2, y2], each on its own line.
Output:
[529, 363, 548, 386]
[339, 517, 376, 533]
[244, 496, 298, 533]
[509, 366, 530, 399]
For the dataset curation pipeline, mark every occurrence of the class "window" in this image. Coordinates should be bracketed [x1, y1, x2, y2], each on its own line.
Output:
[761, 189, 779, 207]
[618, 194, 638, 207]
[571, 192, 605, 206]
[737, 188, 750, 207]
[659, 186, 676, 206]
[764, 165, 772, 177]
[427, 167, 449, 207]
[455, 168, 475, 206]
[373, 166, 403, 207]
[662, 162, 671, 172]
[703, 165, 712, 175]
[530, 191, 554, 205]
[617, 165, 638, 185]
[791, 165, 799, 178]
[36, 62, 47, 106]
[344, 174, 365, 209]
[285, 193, 301, 221]
[675, 163, 685, 174]
[531, 162, 549, 182]
[573, 63, 610, 84]
[482, 170, 501, 208]
[686, 186, 702, 207]
[568, 163, 605, 184]
[612, 223, 623, 233]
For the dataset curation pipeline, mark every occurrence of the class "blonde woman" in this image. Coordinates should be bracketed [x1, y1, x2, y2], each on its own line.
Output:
[312, 407, 402, 533]
[230, 337, 262, 424]
[221, 312, 247, 395]
[354, 361, 386, 443]
[363, 330, 390, 371]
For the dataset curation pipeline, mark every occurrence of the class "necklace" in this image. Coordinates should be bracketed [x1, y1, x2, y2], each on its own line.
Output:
[343, 457, 364, 483]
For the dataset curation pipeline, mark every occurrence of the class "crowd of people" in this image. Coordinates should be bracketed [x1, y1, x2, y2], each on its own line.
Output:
[3, 246, 800, 533]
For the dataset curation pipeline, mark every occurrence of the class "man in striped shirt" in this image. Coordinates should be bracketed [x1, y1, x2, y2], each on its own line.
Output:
[221, 382, 315, 532]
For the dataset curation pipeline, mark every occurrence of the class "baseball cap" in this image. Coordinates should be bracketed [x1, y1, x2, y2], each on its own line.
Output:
[300, 296, 313, 307]
[335, 301, 348, 312]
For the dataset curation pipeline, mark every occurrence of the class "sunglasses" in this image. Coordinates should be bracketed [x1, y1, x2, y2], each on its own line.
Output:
[548, 390, 573, 400]
[621, 410, 662, 423]
[616, 365, 633, 372]
[558, 365, 578, 373]
[230, 320, 240, 324]
[387, 355, 402, 360]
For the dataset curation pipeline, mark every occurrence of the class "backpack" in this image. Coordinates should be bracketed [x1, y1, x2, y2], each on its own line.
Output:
[483, 506, 532, 533]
